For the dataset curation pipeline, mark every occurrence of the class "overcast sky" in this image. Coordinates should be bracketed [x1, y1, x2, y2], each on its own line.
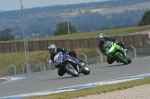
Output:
[0, 0, 106, 11]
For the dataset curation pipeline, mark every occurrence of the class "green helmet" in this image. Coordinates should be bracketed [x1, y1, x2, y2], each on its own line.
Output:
[99, 33, 105, 39]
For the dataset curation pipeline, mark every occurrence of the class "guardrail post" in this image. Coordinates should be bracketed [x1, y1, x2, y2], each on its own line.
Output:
[24, 61, 31, 73]
[81, 52, 88, 65]
[43, 66, 46, 71]
[130, 44, 137, 58]
[11, 64, 16, 75]
[36, 59, 46, 72]
[96, 50, 103, 63]
[22, 65, 25, 74]
[46, 59, 52, 70]
[147, 40, 150, 44]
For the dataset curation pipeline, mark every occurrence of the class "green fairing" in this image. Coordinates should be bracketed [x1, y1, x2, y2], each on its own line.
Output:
[103, 41, 131, 65]
[105, 42, 121, 58]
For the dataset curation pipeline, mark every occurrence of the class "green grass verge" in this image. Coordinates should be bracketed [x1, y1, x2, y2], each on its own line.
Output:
[0, 51, 50, 76]
[4, 25, 150, 42]
[30, 25, 150, 41]
[0, 78, 7, 83]
[26, 77, 150, 99]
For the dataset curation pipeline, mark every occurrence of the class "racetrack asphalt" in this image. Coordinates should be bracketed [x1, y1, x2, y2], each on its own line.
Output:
[0, 56, 150, 97]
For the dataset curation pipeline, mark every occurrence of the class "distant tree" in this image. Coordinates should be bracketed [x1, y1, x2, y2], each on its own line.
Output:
[138, 10, 150, 26]
[54, 21, 78, 35]
[0, 29, 15, 41]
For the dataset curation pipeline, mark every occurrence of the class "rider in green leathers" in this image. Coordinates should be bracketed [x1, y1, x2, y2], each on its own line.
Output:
[98, 33, 127, 64]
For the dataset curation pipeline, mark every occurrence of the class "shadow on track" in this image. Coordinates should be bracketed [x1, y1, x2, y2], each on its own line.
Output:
[45, 76, 73, 81]
[101, 64, 125, 68]
[44, 74, 86, 81]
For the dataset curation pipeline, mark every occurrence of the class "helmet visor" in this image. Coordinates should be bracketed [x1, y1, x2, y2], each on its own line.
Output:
[49, 49, 54, 54]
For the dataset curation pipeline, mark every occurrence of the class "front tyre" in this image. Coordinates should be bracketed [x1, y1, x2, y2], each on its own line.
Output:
[126, 51, 132, 64]
[64, 64, 79, 77]
[127, 58, 132, 64]
[115, 54, 128, 65]
[82, 67, 90, 75]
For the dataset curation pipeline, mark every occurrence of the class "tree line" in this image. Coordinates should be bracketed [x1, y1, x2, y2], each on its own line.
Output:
[138, 10, 150, 26]
[0, 29, 15, 41]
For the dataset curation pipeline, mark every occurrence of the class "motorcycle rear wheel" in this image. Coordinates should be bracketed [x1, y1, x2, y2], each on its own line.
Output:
[64, 64, 79, 77]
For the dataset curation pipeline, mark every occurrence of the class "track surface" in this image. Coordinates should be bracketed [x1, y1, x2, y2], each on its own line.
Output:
[0, 56, 150, 97]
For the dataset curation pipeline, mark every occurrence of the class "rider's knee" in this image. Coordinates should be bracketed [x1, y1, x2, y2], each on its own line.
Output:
[107, 57, 114, 64]
[107, 61, 113, 64]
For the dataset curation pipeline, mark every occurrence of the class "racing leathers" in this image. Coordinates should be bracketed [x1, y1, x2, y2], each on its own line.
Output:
[98, 37, 125, 64]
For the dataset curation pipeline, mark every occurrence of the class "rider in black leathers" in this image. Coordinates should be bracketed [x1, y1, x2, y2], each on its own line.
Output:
[48, 44, 83, 76]
[98, 33, 127, 64]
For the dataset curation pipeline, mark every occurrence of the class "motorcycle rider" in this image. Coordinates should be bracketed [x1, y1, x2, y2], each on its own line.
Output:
[98, 33, 127, 64]
[48, 44, 84, 76]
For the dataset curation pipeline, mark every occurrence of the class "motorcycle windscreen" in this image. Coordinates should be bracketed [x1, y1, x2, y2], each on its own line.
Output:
[103, 41, 112, 49]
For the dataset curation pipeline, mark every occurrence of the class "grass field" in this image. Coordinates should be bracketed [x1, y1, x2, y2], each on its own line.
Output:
[31, 25, 150, 40]
[8, 25, 150, 42]
[0, 51, 50, 76]
[0, 78, 7, 83]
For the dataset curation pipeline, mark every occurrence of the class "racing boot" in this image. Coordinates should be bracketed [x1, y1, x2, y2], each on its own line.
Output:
[81, 62, 86, 66]
[58, 69, 66, 76]
[77, 62, 85, 73]
[124, 49, 128, 52]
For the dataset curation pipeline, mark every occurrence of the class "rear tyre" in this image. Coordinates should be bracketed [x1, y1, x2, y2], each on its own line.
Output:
[64, 64, 79, 77]
[115, 54, 128, 65]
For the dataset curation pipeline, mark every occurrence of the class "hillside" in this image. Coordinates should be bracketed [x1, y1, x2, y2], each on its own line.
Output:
[0, 0, 150, 39]
[90, 2, 150, 15]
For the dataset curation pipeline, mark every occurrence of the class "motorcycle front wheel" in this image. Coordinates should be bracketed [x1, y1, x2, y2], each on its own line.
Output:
[115, 54, 128, 65]
[82, 67, 90, 75]
[127, 58, 132, 64]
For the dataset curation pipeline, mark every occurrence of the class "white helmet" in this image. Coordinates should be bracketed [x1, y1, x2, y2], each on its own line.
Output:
[99, 33, 105, 39]
[48, 44, 57, 54]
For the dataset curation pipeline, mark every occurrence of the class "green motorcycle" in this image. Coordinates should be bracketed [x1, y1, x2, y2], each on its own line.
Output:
[103, 41, 132, 65]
